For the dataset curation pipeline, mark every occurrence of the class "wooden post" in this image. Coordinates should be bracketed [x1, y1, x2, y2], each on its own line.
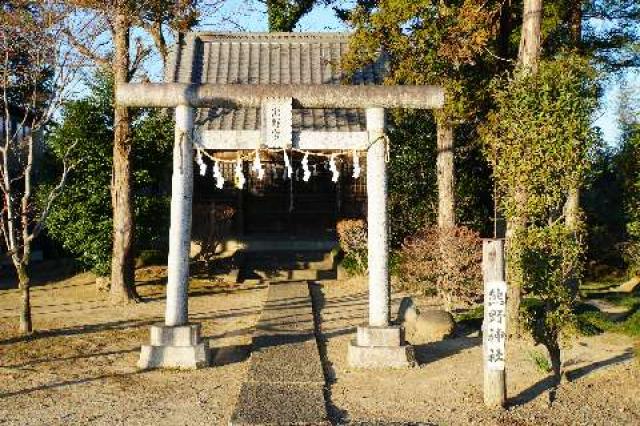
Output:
[482, 239, 507, 408]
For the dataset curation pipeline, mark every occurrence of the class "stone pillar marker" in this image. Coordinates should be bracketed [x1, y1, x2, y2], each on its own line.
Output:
[138, 105, 209, 369]
[483, 239, 507, 407]
[347, 108, 414, 368]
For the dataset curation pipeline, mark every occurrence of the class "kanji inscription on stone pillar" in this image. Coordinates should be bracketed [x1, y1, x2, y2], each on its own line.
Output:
[484, 280, 507, 370]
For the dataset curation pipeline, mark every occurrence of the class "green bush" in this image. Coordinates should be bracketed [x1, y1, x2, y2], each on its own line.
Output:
[528, 350, 552, 374]
[619, 122, 640, 276]
[482, 55, 599, 222]
[618, 311, 640, 337]
[576, 310, 612, 336]
[481, 56, 599, 376]
[454, 305, 484, 331]
[575, 306, 640, 337]
[340, 252, 367, 277]
[517, 225, 583, 342]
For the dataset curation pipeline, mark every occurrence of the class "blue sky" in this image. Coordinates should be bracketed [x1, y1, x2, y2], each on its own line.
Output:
[165, 0, 633, 146]
[197, 0, 351, 32]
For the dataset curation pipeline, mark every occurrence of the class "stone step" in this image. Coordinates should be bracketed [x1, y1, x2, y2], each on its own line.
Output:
[243, 251, 335, 270]
[241, 268, 336, 283]
[229, 281, 329, 425]
[224, 238, 337, 254]
[244, 258, 335, 272]
[237, 250, 337, 283]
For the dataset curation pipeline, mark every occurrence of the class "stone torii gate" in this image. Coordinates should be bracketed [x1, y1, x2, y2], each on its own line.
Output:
[116, 82, 444, 369]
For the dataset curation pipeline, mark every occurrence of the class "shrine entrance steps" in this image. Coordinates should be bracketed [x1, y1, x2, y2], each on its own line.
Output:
[236, 250, 337, 284]
[230, 280, 330, 425]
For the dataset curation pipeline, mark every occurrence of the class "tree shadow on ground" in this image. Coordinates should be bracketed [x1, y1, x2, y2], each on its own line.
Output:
[0, 348, 138, 370]
[565, 349, 633, 381]
[413, 336, 481, 366]
[0, 370, 148, 400]
[140, 284, 265, 303]
[308, 282, 350, 425]
[510, 350, 634, 406]
[0, 303, 261, 347]
[210, 344, 252, 367]
[0, 259, 79, 291]
[0, 300, 110, 319]
[0, 318, 161, 346]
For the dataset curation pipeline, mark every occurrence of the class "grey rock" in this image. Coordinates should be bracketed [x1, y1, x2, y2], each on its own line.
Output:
[405, 310, 455, 344]
[398, 297, 455, 345]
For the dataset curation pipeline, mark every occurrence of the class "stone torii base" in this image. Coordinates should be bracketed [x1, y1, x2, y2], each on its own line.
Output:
[138, 323, 210, 369]
[348, 325, 415, 368]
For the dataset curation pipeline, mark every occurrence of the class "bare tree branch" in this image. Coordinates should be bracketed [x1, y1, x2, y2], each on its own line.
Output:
[61, 28, 110, 68]
[26, 140, 81, 246]
[129, 36, 152, 79]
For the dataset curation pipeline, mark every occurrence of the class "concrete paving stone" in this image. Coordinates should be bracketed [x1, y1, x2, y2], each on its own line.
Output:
[248, 340, 325, 384]
[256, 304, 314, 327]
[230, 280, 330, 425]
[230, 382, 330, 425]
[255, 282, 317, 335]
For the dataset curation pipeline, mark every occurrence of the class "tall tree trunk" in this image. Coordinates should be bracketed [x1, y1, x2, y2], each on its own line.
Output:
[568, 1, 583, 48]
[436, 117, 455, 229]
[17, 263, 32, 334]
[18, 131, 35, 334]
[507, 0, 544, 336]
[518, 0, 543, 73]
[565, 2, 583, 230]
[110, 12, 138, 304]
[565, 187, 581, 230]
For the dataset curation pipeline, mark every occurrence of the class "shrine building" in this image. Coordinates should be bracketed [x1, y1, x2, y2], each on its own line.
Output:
[166, 32, 385, 248]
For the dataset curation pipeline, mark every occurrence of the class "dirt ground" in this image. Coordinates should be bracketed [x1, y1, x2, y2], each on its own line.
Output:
[318, 278, 640, 425]
[0, 267, 638, 425]
[0, 265, 266, 425]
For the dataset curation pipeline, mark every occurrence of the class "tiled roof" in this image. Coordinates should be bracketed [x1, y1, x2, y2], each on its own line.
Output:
[167, 32, 385, 132]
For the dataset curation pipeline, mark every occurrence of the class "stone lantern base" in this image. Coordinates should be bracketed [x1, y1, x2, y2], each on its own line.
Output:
[347, 325, 415, 369]
[138, 323, 210, 369]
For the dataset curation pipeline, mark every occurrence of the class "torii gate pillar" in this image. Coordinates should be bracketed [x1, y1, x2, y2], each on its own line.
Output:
[138, 105, 209, 370]
[347, 108, 414, 368]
